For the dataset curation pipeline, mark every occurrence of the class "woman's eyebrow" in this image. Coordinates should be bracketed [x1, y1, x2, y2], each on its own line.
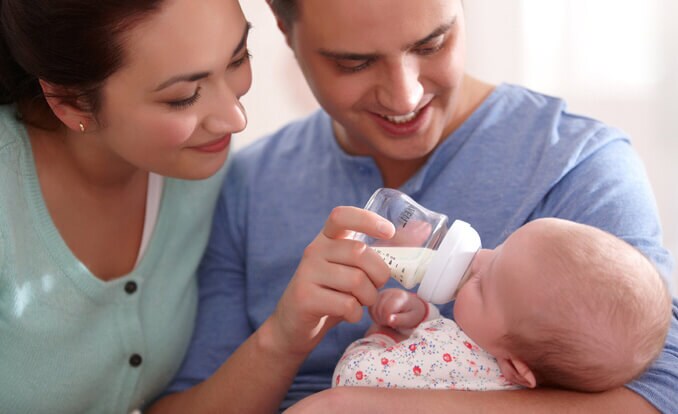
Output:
[232, 21, 253, 57]
[154, 71, 210, 92]
[154, 22, 252, 92]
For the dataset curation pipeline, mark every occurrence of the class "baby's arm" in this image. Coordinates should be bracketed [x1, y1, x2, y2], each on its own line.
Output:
[366, 289, 437, 339]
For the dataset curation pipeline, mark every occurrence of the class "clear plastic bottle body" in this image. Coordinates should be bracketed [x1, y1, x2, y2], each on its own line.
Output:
[355, 188, 482, 304]
[353, 188, 449, 288]
[370, 246, 435, 289]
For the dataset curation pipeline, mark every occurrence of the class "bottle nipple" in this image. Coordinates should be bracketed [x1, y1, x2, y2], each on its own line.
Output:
[417, 220, 481, 304]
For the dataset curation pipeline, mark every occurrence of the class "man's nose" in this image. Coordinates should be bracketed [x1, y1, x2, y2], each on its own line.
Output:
[375, 58, 424, 114]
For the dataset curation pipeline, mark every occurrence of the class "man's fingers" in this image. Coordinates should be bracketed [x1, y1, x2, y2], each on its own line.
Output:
[300, 287, 365, 324]
[304, 237, 391, 289]
[318, 264, 380, 307]
[322, 206, 395, 240]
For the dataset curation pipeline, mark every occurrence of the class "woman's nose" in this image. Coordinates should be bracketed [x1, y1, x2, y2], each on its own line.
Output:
[203, 93, 247, 135]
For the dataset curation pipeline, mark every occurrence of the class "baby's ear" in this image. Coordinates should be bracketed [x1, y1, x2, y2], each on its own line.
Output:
[496, 356, 537, 388]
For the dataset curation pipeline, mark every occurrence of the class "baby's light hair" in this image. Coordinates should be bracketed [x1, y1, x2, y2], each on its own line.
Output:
[503, 219, 671, 392]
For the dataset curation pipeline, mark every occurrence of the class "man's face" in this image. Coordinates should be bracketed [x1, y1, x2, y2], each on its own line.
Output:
[284, 0, 467, 170]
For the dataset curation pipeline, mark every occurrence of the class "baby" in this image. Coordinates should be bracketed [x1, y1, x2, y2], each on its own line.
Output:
[333, 218, 672, 392]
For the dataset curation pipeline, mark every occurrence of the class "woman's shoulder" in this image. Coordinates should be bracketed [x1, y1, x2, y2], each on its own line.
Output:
[0, 211, 5, 276]
[0, 106, 29, 196]
[0, 113, 27, 279]
[0, 106, 32, 198]
[0, 105, 25, 154]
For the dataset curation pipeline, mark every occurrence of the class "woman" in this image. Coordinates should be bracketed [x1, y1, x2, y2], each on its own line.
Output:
[0, 0, 251, 411]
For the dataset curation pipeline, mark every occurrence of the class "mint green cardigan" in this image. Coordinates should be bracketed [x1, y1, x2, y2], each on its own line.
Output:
[0, 106, 226, 413]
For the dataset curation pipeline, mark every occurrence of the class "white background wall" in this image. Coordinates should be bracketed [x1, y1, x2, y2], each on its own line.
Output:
[238, 1, 678, 293]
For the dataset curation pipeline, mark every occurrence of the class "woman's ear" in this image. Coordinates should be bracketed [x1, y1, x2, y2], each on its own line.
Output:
[39, 79, 92, 133]
[496, 356, 537, 388]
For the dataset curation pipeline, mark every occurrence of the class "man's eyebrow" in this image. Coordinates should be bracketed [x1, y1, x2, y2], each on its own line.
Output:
[317, 17, 456, 61]
[406, 17, 457, 50]
[154, 22, 252, 92]
[317, 50, 378, 61]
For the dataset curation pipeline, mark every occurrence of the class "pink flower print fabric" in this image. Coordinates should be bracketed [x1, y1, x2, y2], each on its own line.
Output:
[333, 317, 519, 391]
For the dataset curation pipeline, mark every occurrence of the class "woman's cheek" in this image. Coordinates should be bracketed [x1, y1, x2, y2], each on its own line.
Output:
[150, 115, 199, 148]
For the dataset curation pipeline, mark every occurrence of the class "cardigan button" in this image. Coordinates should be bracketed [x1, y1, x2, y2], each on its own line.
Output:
[129, 354, 143, 367]
[124, 281, 138, 295]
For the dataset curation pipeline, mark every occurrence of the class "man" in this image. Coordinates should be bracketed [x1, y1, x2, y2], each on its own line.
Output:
[157, 1, 677, 412]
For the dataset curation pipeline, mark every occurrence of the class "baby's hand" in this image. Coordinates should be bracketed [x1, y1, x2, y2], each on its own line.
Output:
[368, 288, 428, 331]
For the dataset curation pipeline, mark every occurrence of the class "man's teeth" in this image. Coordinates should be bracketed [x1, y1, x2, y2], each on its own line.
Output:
[382, 110, 418, 124]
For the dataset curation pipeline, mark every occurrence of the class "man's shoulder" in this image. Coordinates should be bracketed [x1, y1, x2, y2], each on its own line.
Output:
[476, 84, 626, 162]
[239, 109, 327, 152]
[492, 84, 622, 139]
[229, 110, 331, 175]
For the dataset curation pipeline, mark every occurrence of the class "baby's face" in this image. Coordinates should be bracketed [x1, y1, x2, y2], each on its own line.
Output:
[453, 225, 541, 357]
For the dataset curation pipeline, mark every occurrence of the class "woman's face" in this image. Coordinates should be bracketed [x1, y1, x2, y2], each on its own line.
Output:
[95, 0, 251, 179]
[283, 0, 466, 167]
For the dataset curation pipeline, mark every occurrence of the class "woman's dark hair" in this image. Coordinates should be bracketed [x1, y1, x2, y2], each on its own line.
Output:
[0, 0, 165, 123]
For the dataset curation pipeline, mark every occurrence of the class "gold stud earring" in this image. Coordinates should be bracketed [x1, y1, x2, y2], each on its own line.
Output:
[79, 121, 85, 133]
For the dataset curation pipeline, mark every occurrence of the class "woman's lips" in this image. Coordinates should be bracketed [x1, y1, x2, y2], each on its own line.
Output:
[190, 134, 231, 153]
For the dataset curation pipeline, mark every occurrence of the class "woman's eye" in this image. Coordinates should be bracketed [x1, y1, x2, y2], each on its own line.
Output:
[167, 86, 202, 109]
[229, 49, 252, 69]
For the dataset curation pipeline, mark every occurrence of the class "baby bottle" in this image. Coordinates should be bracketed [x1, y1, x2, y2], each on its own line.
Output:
[354, 188, 482, 304]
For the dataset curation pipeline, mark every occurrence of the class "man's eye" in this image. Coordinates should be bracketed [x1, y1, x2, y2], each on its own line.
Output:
[336, 59, 374, 73]
[416, 42, 444, 56]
